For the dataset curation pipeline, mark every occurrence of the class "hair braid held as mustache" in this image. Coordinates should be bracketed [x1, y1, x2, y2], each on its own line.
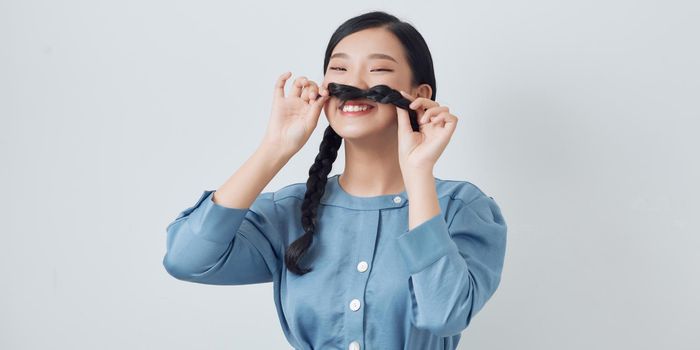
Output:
[326, 82, 421, 132]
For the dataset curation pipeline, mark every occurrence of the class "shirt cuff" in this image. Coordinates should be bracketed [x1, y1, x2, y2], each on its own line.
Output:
[396, 213, 459, 274]
[184, 190, 250, 244]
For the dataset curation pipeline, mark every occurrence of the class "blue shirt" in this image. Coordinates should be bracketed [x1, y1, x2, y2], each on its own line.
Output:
[163, 173, 507, 350]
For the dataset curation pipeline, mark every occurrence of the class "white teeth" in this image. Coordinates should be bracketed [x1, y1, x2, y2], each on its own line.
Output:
[342, 104, 371, 112]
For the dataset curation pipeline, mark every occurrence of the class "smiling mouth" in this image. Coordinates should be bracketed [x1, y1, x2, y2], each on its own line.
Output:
[339, 104, 375, 116]
[338, 96, 375, 106]
[339, 98, 376, 109]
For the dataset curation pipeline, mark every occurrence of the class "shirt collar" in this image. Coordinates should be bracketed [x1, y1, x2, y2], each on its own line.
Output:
[320, 174, 409, 210]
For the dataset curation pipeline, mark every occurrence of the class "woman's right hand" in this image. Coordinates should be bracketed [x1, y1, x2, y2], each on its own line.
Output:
[261, 71, 330, 158]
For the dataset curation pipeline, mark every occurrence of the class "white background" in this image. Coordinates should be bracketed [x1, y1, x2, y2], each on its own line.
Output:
[2, 0, 698, 349]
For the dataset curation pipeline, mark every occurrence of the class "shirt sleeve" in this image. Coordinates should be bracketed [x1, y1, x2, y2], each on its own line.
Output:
[163, 189, 282, 285]
[395, 192, 508, 337]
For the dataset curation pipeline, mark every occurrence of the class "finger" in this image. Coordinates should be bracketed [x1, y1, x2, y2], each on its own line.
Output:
[406, 95, 440, 124]
[400, 91, 427, 122]
[319, 84, 329, 97]
[411, 101, 440, 120]
[428, 114, 447, 125]
[274, 71, 292, 99]
[420, 106, 449, 124]
[428, 113, 457, 133]
[318, 81, 331, 98]
[292, 76, 308, 98]
[301, 81, 319, 103]
[306, 81, 319, 102]
[395, 106, 413, 135]
[409, 97, 440, 111]
[400, 90, 439, 110]
[306, 94, 331, 129]
[309, 93, 330, 115]
[443, 114, 458, 133]
[300, 86, 310, 102]
[423, 112, 457, 131]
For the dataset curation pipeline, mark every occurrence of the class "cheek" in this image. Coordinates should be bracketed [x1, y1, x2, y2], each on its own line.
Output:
[324, 98, 338, 116]
[375, 104, 398, 124]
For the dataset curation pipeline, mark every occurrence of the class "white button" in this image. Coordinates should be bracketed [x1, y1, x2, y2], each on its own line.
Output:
[357, 261, 368, 272]
[349, 340, 361, 350]
[393, 196, 402, 203]
[349, 298, 361, 311]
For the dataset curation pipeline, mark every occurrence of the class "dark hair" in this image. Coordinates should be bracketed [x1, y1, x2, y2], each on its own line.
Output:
[327, 82, 422, 130]
[283, 10, 437, 275]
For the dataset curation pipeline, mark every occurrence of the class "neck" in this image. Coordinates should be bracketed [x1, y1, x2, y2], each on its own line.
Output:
[340, 134, 406, 197]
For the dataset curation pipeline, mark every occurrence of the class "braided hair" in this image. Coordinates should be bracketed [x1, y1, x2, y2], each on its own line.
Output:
[284, 10, 436, 275]
[326, 83, 421, 131]
[283, 83, 420, 275]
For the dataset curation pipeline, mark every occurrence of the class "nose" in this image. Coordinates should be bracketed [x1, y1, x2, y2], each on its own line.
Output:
[345, 74, 370, 90]
[329, 70, 370, 91]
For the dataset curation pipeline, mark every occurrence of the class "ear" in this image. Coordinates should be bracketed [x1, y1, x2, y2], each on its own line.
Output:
[412, 83, 433, 100]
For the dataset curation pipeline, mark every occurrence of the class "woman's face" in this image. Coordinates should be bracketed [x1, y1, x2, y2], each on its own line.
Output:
[322, 27, 430, 141]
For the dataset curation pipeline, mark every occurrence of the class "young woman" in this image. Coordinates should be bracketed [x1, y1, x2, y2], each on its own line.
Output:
[164, 11, 507, 350]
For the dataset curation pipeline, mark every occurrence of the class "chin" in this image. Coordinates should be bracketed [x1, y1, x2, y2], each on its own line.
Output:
[329, 122, 376, 140]
[331, 121, 398, 143]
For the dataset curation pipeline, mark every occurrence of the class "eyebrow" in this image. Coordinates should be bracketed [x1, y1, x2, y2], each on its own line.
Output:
[329, 52, 398, 63]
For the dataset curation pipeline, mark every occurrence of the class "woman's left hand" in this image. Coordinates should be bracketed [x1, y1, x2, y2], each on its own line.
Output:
[395, 91, 458, 175]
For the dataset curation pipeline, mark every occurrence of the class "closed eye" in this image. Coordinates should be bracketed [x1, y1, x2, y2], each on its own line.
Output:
[328, 67, 393, 72]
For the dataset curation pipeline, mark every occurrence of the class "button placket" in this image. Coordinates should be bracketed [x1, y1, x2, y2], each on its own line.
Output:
[343, 211, 379, 350]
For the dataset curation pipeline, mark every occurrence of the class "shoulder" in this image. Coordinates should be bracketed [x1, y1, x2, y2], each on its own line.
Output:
[434, 176, 495, 206]
[265, 180, 307, 205]
[241, 181, 308, 227]
[436, 179, 506, 234]
[434, 177, 506, 226]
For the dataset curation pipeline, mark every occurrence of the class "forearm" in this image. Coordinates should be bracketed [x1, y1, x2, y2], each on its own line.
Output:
[213, 145, 291, 209]
[404, 169, 441, 230]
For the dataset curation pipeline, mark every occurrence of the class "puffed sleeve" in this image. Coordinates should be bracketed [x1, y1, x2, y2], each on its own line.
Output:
[163, 189, 282, 285]
[395, 192, 507, 337]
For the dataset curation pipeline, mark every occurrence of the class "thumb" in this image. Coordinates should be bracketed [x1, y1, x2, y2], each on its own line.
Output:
[396, 106, 413, 135]
[306, 94, 329, 125]
[311, 95, 330, 117]
[309, 94, 329, 114]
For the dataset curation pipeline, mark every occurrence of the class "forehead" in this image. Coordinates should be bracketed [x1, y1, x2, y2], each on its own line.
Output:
[330, 27, 406, 64]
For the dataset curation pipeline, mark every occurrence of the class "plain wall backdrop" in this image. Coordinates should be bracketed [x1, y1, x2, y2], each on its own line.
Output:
[1, 0, 698, 349]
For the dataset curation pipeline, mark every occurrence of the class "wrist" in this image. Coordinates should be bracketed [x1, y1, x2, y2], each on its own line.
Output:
[402, 169, 435, 192]
[401, 166, 434, 183]
[255, 143, 293, 168]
